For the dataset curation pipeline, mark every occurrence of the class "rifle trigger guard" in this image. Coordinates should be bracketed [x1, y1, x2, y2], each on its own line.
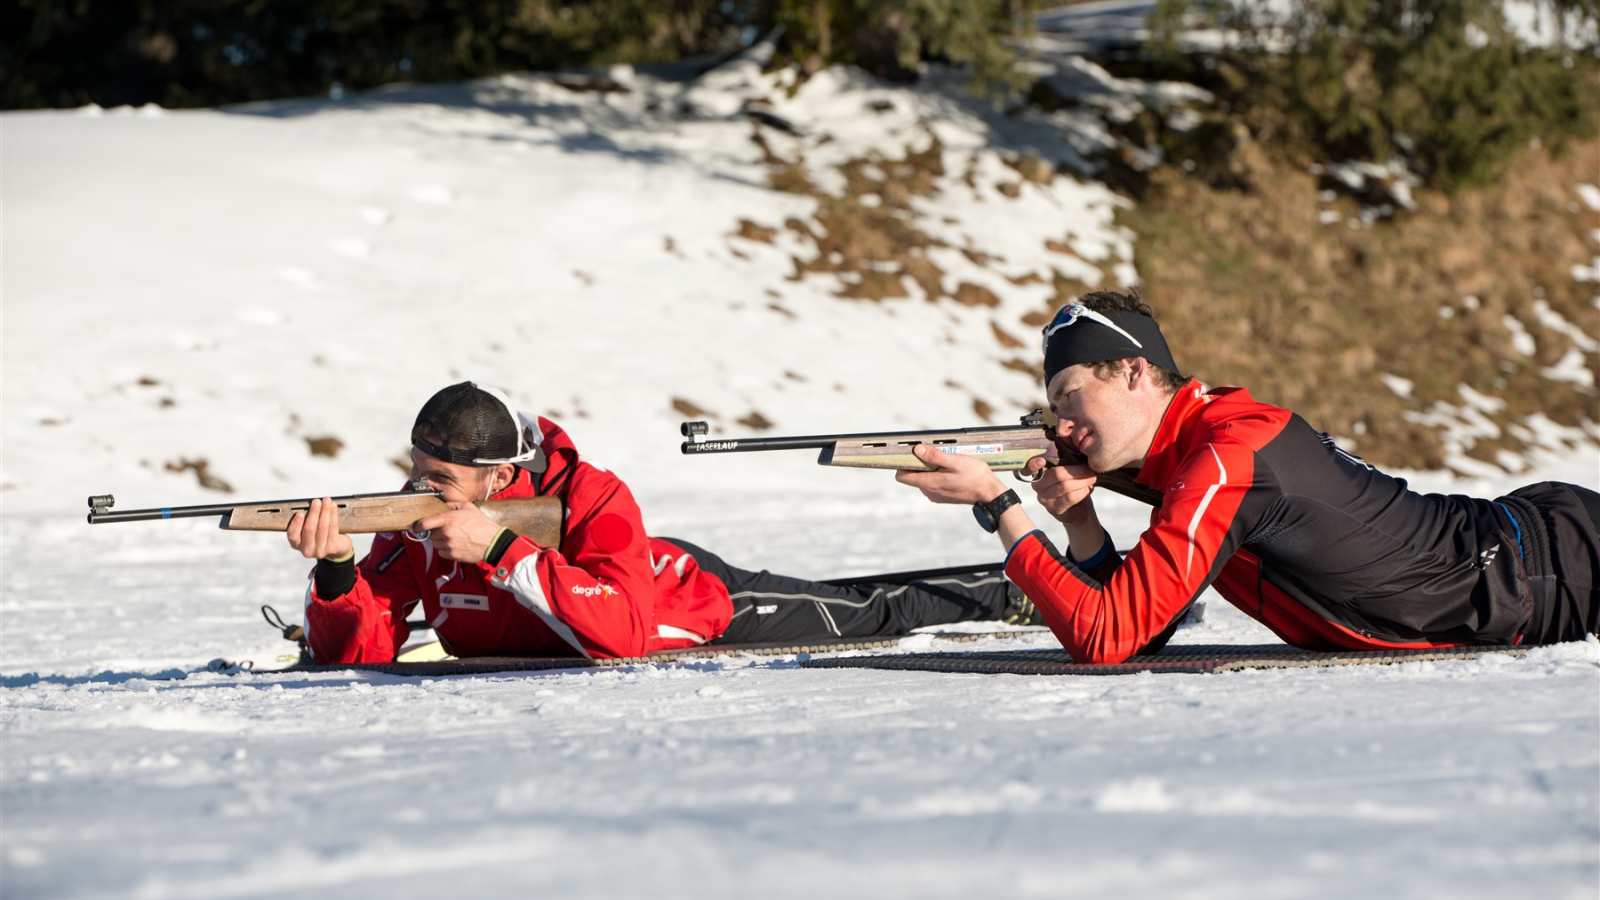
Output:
[405, 524, 432, 542]
[1013, 468, 1043, 484]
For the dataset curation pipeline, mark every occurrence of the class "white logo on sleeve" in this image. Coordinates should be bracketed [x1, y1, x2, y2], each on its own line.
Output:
[571, 584, 616, 599]
[1477, 544, 1500, 570]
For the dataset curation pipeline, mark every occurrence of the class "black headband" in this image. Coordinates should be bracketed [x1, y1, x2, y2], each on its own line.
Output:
[1041, 303, 1180, 386]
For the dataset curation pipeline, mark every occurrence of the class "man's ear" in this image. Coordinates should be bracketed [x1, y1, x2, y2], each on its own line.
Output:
[492, 464, 516, 494]
[1125, 356, 1149, 389]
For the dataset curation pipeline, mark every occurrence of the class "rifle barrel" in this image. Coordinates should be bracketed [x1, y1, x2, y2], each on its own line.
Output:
[681, 434, 838, 453]
[89, 504, 244, 524]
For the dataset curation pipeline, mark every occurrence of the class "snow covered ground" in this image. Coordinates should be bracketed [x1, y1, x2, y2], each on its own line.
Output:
[3, 52, 1598, 900]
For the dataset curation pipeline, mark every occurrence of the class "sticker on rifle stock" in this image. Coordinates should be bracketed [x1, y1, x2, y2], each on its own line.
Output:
[947, 444, 1004, 456]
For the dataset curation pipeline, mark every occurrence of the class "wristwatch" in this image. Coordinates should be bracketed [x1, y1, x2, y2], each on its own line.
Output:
[972, 489, 1021, 534]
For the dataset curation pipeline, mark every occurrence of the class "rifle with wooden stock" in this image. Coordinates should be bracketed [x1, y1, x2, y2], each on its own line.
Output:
[87, 482, 564, 547]
[679, 410, 1163, 507]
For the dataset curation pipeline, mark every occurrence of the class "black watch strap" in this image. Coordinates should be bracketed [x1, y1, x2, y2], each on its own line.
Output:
[972, 489, 1021, 534]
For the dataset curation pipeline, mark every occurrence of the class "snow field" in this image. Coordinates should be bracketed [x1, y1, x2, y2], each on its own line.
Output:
[3, 619, 1595, 900]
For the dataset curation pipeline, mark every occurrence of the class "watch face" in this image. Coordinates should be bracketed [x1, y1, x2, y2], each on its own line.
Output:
[972, 504, 997, 533]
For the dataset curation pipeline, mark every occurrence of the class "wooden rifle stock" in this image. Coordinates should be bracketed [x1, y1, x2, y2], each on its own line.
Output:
[680, 412, 1164, 507]
[87, 489, 564, 549]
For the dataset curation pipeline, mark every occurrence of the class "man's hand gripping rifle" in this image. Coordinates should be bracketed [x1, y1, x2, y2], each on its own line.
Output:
[680, 410, 1162, 507]
[87, 482, 563, 547]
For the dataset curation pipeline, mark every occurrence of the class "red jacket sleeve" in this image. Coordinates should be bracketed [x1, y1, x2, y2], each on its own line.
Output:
[1006, 440, 1257, 663]
[486, 468, 656, 659]
[304, 532, 423, 664]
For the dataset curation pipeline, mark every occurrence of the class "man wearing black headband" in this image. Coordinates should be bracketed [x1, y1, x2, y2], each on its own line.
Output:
[288, 381, 1032, 664]
[898, 291, 1599, 663]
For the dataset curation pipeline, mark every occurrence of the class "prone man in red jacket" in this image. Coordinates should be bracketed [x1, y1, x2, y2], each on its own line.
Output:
[897, 290, 1599, 664]
[290, 381, 1031, 664]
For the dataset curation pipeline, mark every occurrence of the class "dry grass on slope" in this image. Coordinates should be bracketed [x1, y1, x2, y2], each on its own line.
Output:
[1119, 134, 1600, 472]
[730, 109, 1596, 472]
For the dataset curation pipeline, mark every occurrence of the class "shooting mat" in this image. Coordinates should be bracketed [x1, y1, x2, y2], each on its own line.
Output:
[798, 643, 1530, 676]
[246, 629, 1038, 676]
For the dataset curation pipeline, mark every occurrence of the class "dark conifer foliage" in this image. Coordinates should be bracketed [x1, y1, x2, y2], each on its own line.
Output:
[1146, 0, 1598, 190]
[0, 0, 1039, 109]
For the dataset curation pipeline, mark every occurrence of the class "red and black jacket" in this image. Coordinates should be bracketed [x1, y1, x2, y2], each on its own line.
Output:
[1006, 382, 1531, 663]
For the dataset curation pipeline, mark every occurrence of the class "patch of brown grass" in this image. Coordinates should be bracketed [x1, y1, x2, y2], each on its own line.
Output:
[165, 457, 233, 493]
[305, 436, 344, 458]
[760, 128, 958, 303]
[733, 219, 778, 244]
[991, 321, 1024, 349]
[672, 397, 714, 419]
[1004, 155, 1055, 185]
[952, 282, 1000, 308]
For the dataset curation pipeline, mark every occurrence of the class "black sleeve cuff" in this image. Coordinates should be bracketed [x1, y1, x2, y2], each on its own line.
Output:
[1081, 546, 1123, 584]
[1061, 528, 1121, 582]
[484, 529, 519, 566]
[314, 554, 358, 599]
[1066, 529, 1115, 568]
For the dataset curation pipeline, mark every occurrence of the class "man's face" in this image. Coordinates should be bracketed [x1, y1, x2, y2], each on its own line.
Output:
[408, 448, 495, 504]
[1046, 361, 1153, 472]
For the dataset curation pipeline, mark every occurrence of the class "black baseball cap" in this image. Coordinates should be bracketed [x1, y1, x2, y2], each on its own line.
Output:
[412, 381, 547, 472]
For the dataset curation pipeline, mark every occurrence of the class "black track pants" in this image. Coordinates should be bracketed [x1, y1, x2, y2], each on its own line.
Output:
[658, 538, 1016, 645]
[1501, 481, 1600, 643]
